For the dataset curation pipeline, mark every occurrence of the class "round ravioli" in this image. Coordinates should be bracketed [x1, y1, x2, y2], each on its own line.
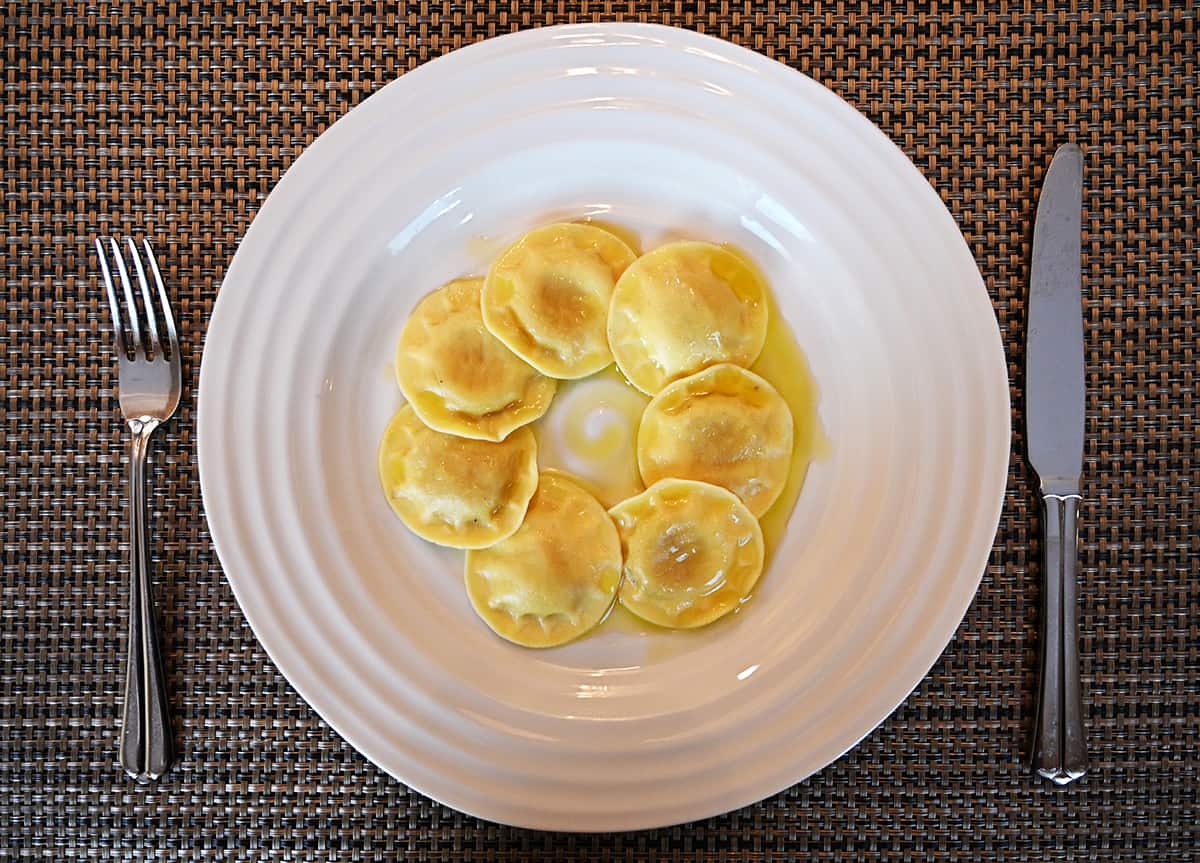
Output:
[483, 223, 637, 379]
[378, 405, 539, 549]
[638, 364, 794, 517]
[608, 241, 769, 394]
[465, 471, 623, 647]
[609, 478, 764, 629]
[396, 277, 556, 441]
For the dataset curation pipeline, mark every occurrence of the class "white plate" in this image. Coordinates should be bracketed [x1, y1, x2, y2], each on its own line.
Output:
[198, 23, 1009, 831]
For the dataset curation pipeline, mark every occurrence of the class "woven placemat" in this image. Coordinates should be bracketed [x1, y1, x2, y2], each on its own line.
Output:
[3, 1, 1196, 859]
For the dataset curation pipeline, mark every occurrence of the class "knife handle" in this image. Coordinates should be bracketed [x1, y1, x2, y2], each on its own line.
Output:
[1033, 493, 1088, 784]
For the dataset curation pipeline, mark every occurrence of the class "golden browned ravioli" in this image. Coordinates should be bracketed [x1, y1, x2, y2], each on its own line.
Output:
[609, 478, 764, 629]
[396, 277, 556, 441]
[483, 223, 637, 379]
[464, 470, 622, 647]
[378, 405, 539, 549]
[638, 364, 794, 517]
[608, 241, 768, 394]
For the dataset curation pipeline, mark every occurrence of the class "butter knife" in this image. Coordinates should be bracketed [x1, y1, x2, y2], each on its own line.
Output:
[1026, 142, 1088, 784]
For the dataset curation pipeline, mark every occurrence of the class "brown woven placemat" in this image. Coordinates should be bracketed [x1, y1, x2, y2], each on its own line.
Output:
[3, 1, 1197, 859]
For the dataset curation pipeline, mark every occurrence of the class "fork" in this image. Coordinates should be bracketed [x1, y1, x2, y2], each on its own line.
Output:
[95, 236, 181, 783]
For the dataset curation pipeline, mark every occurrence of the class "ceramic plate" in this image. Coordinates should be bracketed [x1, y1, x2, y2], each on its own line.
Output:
[198, 23, 1009, 831]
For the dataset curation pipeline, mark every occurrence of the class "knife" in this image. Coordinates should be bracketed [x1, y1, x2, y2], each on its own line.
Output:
[1026, 142, 1088, 785]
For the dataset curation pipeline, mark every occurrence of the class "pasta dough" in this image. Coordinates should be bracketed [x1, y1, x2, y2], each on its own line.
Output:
[396, 277, 556, 441]
[465, 470, 622, 647]
[638, 364, 793, 517]
[378, 404, 539, 548]
[609, 478, 764, 628]
[483, 223, 637, 379]
[608, 241, 768, 394]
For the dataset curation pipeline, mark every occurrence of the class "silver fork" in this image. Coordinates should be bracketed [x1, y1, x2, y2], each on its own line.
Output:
[95, 236, 181, 783]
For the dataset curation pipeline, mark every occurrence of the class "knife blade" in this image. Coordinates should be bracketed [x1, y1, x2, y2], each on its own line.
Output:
[1025, 142, 1088, 785]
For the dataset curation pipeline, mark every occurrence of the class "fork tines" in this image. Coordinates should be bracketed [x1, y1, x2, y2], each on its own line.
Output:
[94, 237, 179, 362]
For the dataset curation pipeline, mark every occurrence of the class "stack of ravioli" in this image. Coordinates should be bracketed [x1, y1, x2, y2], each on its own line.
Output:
[379, 223, 795, 647]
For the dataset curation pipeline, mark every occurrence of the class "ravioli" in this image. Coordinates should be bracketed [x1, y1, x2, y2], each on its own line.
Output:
[483, 223, 637, 379]
[396, 277, 556, 441]
[608, 241, 768, 394]
[465, 470, 622, 647]
[638, 364, 794, 517]
[609, 478, 764, 629]
[378, 405, 539, 549]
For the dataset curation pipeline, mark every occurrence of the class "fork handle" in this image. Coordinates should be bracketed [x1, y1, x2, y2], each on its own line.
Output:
[1032, 493, 1087, 784]
[119, 417, 175, 783]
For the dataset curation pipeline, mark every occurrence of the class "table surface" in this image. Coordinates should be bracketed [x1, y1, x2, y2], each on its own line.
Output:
[4, 1, 1197, 860]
